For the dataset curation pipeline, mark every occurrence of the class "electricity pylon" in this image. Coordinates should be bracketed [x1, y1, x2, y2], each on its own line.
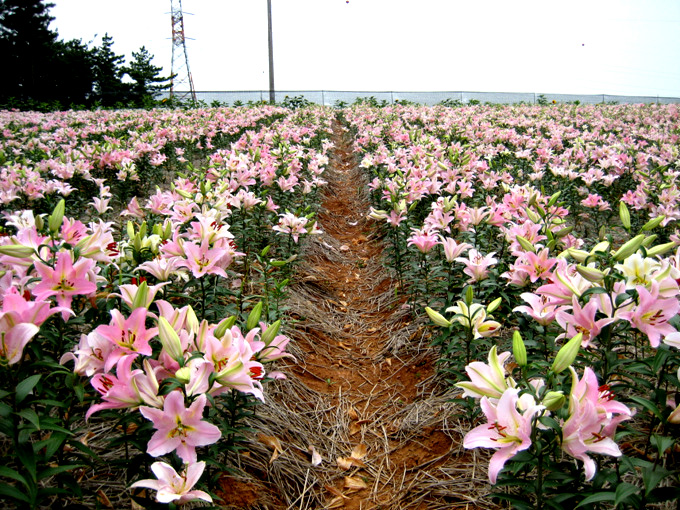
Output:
[169, 0, 196, 103]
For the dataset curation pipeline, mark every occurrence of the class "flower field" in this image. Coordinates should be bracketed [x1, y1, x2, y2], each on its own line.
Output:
[1, 102, 679, 509]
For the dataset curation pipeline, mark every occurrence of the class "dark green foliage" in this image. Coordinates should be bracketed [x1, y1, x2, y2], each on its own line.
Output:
[0, 0, 170, 110]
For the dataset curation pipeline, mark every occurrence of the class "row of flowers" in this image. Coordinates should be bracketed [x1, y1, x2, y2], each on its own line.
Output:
[351, 103, 680, 507]
[0, 105, 333, 507]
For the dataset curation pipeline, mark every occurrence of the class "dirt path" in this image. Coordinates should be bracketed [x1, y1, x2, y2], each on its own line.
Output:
[284, 120, 459, 509]
[219, 118, 489, 510]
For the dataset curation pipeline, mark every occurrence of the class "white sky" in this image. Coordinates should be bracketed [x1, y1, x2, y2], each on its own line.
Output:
[49, 0, 680, 97]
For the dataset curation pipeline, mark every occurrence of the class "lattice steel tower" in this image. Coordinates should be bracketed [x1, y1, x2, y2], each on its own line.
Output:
[169, 0, 196, 102]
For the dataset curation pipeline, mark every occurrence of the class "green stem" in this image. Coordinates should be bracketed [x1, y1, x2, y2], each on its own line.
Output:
[200, 277, 206, 321]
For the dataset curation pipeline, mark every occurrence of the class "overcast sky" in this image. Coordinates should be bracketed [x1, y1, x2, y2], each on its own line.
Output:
[49, 0, 680, 97]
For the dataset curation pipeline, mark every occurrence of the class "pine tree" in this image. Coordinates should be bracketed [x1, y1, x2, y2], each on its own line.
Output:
[0, 0, 59, 106]
[124, 46, 171, 108]
[92, 33, 129, 107]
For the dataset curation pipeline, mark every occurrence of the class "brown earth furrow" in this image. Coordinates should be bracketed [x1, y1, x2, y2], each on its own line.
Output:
[221, 118, 497, 510]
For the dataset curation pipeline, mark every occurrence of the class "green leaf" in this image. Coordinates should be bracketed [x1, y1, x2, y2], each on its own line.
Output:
[73, 383, 85, 403]
[38, 464, 86, 480]
[0, 483, 31, 503]
[16, 374, 42, 404]
[38, 420, 74, 436]
[0, 466, 29, 487]
[32, 399, 68, 408]
[641, 465, 672, 497]
[629, 396, 663, 420]
[17, 408, 40, 430]
[16, 442, 37, 483]
[538, 415, 561, 431]
[65, 438, 101, 461]
[615, 482, 640, 506]
[575, 491, 615, 508]
[491, 492, 533, 510]
[650, 434, 674, 456]
[38, 431, 69, 460]
[0, 401, 12, 418]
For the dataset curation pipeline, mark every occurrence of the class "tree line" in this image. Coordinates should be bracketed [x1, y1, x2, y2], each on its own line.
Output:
[0, 0, 171, 111]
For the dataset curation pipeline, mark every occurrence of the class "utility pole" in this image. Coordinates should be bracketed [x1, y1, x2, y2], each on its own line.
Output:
[267, 0, 275, 104]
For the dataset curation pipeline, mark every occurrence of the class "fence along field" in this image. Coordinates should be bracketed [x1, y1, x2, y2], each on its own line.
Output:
[0, 101, 679, 509]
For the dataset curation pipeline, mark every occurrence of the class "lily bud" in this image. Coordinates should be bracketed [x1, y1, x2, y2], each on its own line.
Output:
[163, 220, 173, 240]
[576, 265, 606, 283]
[176, 188, 193, 199]
[425, 307, 452, 328]
[646, 241, 676, 257]
[612, 234, 645, 261]
[641, 234, 657, 248]
[130, 281, 150, 310]
[126, 221, 136, 240]
[619, 202, 631, 230]
[214, 316, 236, 339]
[442, 196, 456, 212]
[542, 391, 566, 411]
[591, 240, 611, 255]
[551, 332, 583, 374]
[261, 320, 282, 346]
[555, 225, 574, 238]
[516, 235, 536, 253]
[487, 297, 502, 314]
[48, 199, 66, 233]
[464, 286, 474, 306]
[512, 330, 527, 367]
[547, 191, 561, 207]
[158, 316, 183, 362]
[0, 244, 35, 258]
[175, 366, 191, 384]
[525, 208, 541, 223]
[567, 248, 589, 263]
[641, 215, 665, 232]
[185, 306, 199, 334]
[246, 301, 263, 332]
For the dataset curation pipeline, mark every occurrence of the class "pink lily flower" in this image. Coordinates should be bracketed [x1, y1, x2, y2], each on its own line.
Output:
[137, 257, 184, 281]
[619, 281, 680, 348]
[464, 388, 542, 484]
[32, 251, 96, 321]
[179, 240, 229, 279]
[455, 249, 498, 283]
[455, 346, 513, 400]
[407, 228, 439, 254]
[86, 355, 145, 419]
[535, 259, 591, 306]
[113, 281, 170, 310]
[0, 316, 39, 365]
[130, 461, 212, 505]
[514, 248, 557, 283]
[140, 391, 221, 464]
[438, 236, 472, 262]
[561, 367, 633, 480]
[1, 286, 68, 326]
[272, 212, 309, 243]
[513, 292, 559, 326]
[95, 307, 158, 372]
[60, 331, 114, 377]
[202, 329, 265, 401]
[556, 297, 616, 348]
